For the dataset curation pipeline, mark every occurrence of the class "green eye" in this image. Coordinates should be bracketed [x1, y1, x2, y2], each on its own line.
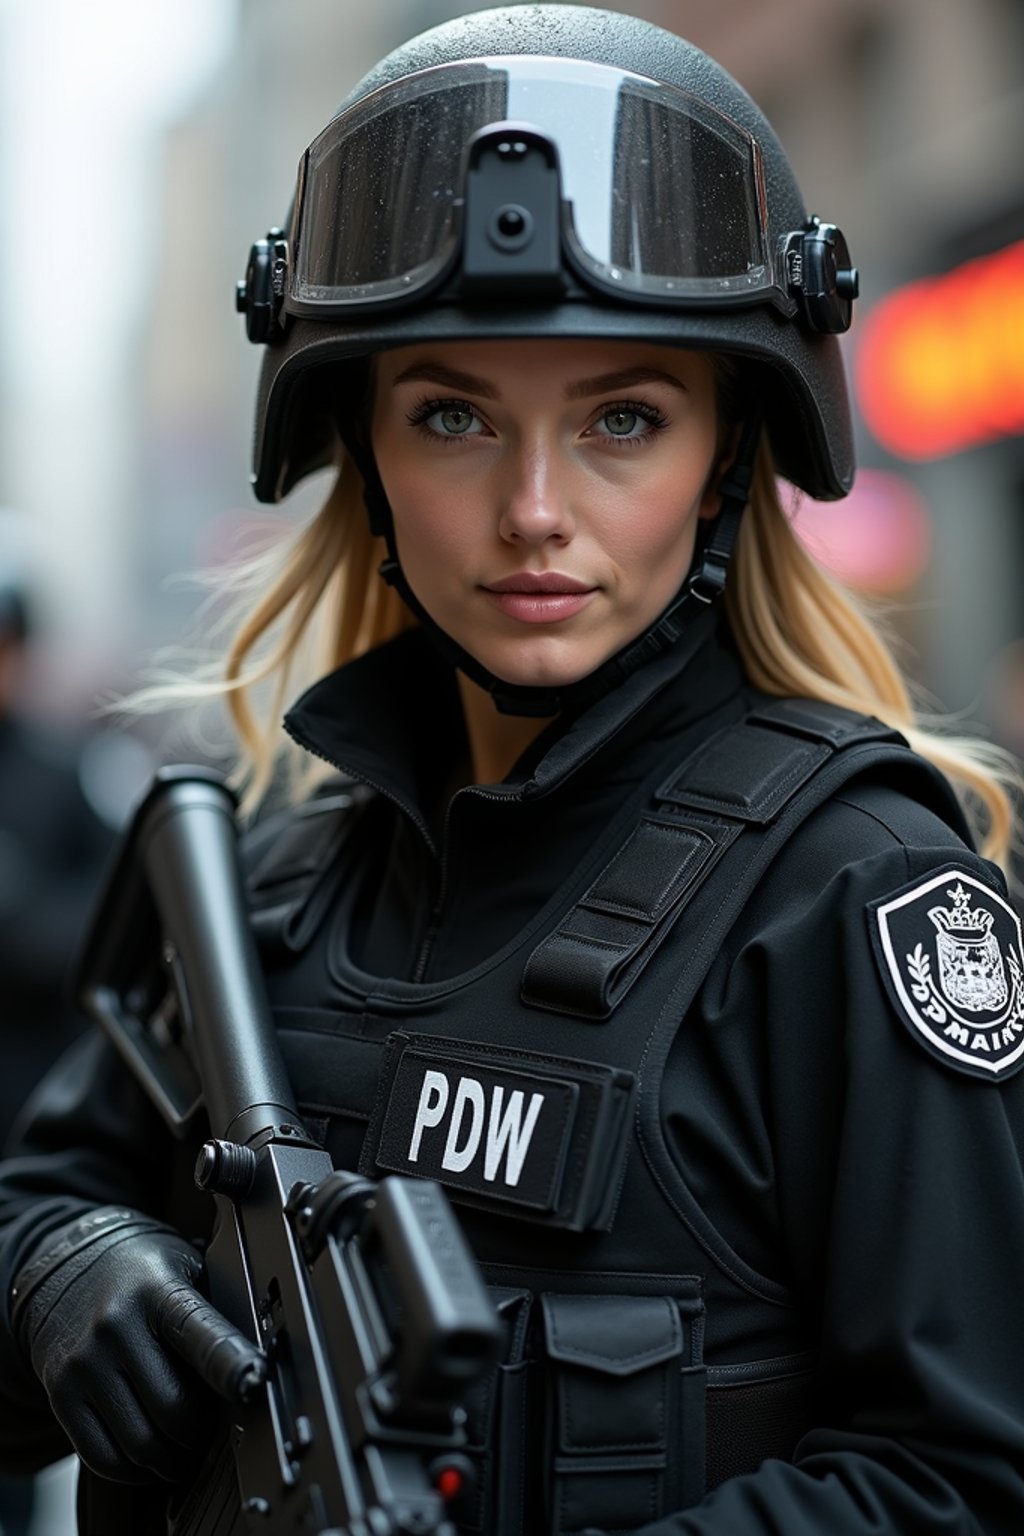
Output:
[407, 397, 486, 440]
[603, 409, 640, 436]
[439, 406, 476, 434]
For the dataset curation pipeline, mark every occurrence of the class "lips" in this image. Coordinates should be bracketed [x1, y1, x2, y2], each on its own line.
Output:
[483, 572, 595, 595]
[481, 572, 598, 624]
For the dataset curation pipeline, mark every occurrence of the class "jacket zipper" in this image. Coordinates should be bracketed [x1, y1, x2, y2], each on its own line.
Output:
[285, 711, 531, 983]
[410, 781, 523, 983]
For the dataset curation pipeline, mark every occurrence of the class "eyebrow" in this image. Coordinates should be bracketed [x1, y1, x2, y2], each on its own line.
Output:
[565, 367, 689, 399]
[391, 363, 500, 398]
[389, 362, 689, 400]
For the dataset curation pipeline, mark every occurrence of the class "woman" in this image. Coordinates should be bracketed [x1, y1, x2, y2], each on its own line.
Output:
[1, 7, 1023, 1534]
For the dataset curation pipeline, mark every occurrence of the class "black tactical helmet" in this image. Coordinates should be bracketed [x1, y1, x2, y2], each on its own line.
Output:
[239, 4, 858, 504]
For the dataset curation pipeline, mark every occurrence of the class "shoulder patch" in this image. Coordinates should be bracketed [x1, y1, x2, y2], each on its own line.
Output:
[869, 866, 1024, 1079]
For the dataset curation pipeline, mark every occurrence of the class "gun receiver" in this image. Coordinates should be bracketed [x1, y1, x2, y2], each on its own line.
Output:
[78, 767, 500, 1535]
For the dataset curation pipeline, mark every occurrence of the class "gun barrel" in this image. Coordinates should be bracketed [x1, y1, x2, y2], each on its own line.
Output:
[137, 770, 299, 1143]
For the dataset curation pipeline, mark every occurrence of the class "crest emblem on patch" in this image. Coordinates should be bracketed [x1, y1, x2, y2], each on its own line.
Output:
[871, 867, 1024, 1079]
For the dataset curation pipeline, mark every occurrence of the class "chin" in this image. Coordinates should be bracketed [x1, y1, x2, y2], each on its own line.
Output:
[477, 643, 608, 691]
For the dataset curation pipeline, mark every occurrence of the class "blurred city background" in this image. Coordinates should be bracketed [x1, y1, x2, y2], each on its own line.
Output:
[0, 0, 1021, 1526]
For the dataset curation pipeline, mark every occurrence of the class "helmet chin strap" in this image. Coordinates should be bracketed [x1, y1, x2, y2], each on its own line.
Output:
[341, 416, 761, 718]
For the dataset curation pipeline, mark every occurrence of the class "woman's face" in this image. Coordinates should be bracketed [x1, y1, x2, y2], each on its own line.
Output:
[370, 337, 724, 692]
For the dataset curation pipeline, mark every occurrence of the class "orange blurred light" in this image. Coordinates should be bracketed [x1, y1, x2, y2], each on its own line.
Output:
[855, 240, 1024, 459]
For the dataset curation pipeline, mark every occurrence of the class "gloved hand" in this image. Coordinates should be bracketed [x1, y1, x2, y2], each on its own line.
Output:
[10, 1205, 264, 1484]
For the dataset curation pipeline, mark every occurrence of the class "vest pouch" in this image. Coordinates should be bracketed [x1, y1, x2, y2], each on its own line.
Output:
[541, 1293, 706, 1535]
[457, 1287, 533, 1536]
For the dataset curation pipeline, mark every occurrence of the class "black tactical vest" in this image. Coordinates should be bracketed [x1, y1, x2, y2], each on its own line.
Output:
[244, 697, 969, 1536]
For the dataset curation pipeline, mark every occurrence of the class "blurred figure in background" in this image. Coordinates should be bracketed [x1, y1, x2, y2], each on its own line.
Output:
[0, 579, 115, 1536]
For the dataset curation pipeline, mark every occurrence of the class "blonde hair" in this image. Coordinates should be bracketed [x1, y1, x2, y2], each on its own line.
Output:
[146, 443, 1018, 870]
[725, 446, 1018, 867]
[216, 467, 412, 809]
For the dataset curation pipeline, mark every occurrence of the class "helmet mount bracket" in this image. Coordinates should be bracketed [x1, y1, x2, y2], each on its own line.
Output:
[459, 124, 566, 300]
[783, 217, 858, 335]
[236, 229, 289, 344]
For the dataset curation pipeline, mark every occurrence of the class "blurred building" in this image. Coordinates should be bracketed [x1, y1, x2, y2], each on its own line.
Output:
[0, 1, 240, 709]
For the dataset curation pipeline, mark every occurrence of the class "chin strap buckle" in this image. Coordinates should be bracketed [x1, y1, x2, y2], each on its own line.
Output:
[688, 554, 730, 606]
[688, 416, 762, 605]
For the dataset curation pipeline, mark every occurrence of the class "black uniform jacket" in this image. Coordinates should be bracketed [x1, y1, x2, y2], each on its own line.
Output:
[1, 617, 1023, 1535]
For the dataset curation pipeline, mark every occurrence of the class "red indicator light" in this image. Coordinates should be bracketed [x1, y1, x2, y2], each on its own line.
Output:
[436, 1466, 464, 1501]
[855, 240, 1024, 460]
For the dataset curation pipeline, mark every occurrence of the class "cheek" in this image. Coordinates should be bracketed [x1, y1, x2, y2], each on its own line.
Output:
[373, 437, 435, 548]
[383, 464, 479, 580]
[599, 483, 704, 575]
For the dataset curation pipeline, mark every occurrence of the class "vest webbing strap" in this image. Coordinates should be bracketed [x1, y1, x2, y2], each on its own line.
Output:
[520, 698, 968, 1021]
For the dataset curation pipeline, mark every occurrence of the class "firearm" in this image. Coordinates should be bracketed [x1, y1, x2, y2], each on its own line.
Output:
[77, 767, 500, 1536]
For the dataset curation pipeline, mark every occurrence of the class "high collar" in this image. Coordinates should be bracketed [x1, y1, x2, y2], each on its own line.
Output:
[283, 605, 744, 850]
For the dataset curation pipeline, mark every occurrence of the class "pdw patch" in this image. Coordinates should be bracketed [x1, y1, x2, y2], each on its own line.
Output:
[871, 867, 1024, 1079]
[360, 1032, 636, 1230]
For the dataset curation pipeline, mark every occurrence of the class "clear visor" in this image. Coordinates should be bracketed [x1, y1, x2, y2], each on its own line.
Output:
[291, 56, 774, 310]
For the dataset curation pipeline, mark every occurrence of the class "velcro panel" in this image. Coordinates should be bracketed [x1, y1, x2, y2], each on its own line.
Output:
[522, 818, 733, 1020]
[658, 724, 830, 824]
[583, 818, 716, 920]
[748, 697, 898, 746]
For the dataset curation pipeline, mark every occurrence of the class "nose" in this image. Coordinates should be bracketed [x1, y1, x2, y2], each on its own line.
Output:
[497, 441, 575, 546]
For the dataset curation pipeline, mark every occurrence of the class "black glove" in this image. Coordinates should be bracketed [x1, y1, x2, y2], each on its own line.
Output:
[10, 1205, 264, 1484]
